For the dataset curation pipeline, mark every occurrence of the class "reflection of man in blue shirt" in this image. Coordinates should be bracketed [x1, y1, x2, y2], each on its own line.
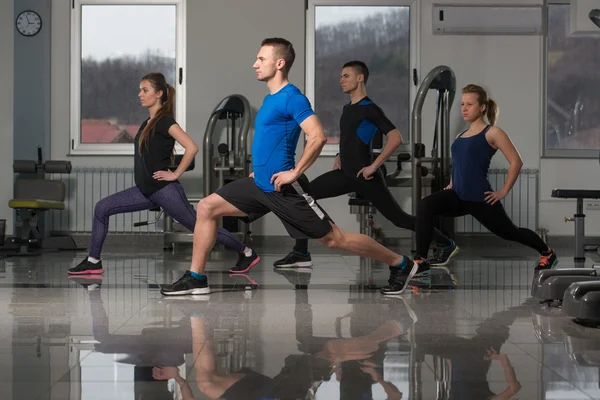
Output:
[162, 37, 416, 298]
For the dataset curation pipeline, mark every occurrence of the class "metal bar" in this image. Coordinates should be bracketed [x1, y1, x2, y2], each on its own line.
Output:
[411, 65, 455, 247]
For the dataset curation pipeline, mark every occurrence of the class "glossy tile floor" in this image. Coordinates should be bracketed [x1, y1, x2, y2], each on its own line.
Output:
[1, 241, 600, 399]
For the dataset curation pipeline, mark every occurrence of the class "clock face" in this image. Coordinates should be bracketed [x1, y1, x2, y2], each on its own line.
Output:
[16, 10, 42, 37]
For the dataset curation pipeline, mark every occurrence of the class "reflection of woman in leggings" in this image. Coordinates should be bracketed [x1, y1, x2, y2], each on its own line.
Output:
[68, 73, 259, 276]
[414, 84, 557, 272]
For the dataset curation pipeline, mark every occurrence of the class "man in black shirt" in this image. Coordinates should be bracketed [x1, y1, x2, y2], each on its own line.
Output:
[274, 61, 457, 270]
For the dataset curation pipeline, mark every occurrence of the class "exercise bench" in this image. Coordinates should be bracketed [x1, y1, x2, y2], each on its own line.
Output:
[8, 148, 77, 256]
[551, 189, 600, 263]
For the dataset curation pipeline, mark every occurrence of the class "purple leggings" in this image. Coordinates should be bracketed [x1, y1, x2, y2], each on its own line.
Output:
[88, 182, 245, 258]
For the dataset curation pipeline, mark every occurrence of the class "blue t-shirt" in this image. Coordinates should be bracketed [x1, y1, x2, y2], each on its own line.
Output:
[252, 83, 315, 192]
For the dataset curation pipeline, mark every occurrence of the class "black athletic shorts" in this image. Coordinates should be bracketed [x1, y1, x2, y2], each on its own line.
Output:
[215, 175, 333, 239]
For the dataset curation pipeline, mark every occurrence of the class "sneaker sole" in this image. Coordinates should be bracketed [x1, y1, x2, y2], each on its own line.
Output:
[229, 256, 261, 274]
[161, 287, 211, 296]
[68, 275, 104, 281]
[381, 263, 419, 295]
[430, 247, 459, 266]
[161, 295, 211, 301]
[68, 269, 104, 275]
[274, 261, 313, 268]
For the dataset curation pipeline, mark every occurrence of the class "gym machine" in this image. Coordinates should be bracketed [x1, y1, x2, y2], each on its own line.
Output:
[552, 189, 600, 264]
[411, 65, 457, 248]
[7, 146, 77, 256]
[531, 152, 600, 325]
[530, 188, 600, 306]
[203, 94, 253, 242]
[156, 94, 253, 250]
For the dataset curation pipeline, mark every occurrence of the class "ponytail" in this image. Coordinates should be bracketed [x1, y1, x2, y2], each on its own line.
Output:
[138, 74, 176, 155]
[485, 98, 498, 126]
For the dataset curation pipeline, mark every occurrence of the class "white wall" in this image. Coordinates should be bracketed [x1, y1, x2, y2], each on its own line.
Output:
[1, 0, 14, 236]
[50, 0, 600, 237]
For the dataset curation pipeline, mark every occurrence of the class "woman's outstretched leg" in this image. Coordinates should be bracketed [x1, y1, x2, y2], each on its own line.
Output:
[68, 186, 156, 275]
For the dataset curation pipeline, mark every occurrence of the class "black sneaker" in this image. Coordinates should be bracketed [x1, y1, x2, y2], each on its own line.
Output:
[160, 271, 210, 296]
[273, 251, 313, 268]
[430, 240, 459, 266]
[229, 250, 261, 273]
[380, 258, 430, 295]
[535, 249, 559, 273]
[68, 258, 104, 275]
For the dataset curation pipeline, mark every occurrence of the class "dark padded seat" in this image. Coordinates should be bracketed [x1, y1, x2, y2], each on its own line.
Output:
[551, 189, 600, 199]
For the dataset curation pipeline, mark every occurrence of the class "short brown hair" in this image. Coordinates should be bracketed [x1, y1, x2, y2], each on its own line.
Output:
[343, 61, 369, 84]
[261, 37, 295, 74]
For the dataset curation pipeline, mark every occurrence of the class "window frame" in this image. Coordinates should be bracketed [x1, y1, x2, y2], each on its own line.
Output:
[70, 0, 187, 156]
[543, 0, 599, 159]
[305, 0, 419, 156]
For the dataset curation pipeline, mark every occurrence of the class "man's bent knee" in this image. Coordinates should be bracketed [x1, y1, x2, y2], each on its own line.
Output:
[318, 224, 345, 249]
[196, 194, 224, 220]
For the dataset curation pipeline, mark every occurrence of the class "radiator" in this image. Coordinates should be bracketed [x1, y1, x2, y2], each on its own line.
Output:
[46, 167, 161, 234]
[46, 167, 538, 235]
[423, 168, 539, 233]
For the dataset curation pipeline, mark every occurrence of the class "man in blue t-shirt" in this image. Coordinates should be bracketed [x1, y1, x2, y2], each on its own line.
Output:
[161, 38, 422, 297]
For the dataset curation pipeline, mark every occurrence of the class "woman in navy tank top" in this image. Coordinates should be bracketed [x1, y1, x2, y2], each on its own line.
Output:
[414, 84, 558, 272]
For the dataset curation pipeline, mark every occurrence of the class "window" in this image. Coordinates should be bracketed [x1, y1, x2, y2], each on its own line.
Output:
[544, 2, 600, 158]
[306, 0, 417, 155]
[70, 0, 186, 155]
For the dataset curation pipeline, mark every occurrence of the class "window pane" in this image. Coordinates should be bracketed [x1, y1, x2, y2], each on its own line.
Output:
[314, 6, 410, 144]
[80, 5, 176, 144]
[546, 4, 600, 151]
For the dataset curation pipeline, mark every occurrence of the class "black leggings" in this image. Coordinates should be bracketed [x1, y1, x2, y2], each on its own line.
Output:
[294, 169, 451, 253]
[416, 189, 548, 257]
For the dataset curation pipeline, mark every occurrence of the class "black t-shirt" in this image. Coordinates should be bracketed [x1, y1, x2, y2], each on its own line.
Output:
[133, 115, 177, 195]
[338, 96, 396, 177]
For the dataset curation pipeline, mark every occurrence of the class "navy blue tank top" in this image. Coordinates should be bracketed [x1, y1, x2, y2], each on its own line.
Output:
[450, 125, 497, 202]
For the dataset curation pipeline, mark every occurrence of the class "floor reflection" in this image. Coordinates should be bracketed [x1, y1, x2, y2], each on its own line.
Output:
[1, 246, 599, 399]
